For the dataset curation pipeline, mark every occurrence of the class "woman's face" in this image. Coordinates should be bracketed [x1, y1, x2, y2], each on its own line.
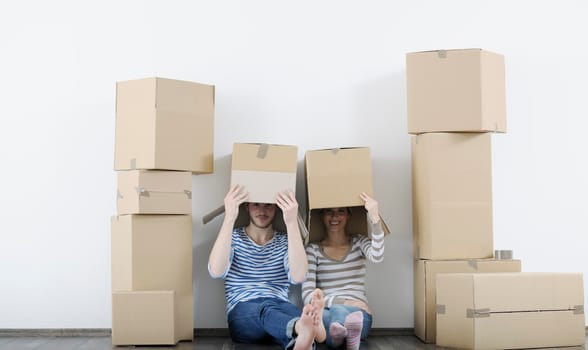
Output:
[322, 207, 349, 232]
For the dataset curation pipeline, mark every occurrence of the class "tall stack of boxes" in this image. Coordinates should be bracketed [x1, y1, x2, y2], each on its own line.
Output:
[111, 77, 215, 345]
[407, 49, 584, 348]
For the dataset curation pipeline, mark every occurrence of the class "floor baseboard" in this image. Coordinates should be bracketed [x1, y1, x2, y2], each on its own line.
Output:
[2, 327, 586, 338]
[0, 329, 111, 337]
[0, 328, 414, 338]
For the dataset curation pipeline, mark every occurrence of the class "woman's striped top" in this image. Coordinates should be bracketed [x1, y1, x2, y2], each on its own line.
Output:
[302, 231, 385, 307]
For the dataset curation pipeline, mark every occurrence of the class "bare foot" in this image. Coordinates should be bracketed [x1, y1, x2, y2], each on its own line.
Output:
[311, 288, 326, 343]
[294, 304, 315, 350]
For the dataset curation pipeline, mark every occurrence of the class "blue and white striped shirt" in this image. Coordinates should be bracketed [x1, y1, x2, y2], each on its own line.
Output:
[210, 227, 296, 314]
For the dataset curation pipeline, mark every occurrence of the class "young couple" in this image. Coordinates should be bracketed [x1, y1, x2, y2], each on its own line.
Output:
[208, 185, 386, 350]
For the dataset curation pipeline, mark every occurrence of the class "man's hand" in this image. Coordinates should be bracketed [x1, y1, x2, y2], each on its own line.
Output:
[275, 190, 299, 224]
[224, 185, 249, 222]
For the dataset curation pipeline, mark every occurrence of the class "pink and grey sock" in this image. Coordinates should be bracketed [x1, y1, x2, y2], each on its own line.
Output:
[329, 322, 347, 347]
[344, 311, 363, 350]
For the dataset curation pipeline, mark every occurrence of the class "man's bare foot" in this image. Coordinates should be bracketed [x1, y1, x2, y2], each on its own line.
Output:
[311, 289, 326, 343]
[294, 304, 316, 350]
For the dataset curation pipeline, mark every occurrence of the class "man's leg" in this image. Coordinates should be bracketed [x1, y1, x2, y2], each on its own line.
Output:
[310, 289, 326, 343]
[228, 299, 272, 344]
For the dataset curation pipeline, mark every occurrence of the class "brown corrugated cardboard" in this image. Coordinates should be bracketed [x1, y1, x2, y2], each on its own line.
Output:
[412, 133, 493, 259]
[406, 48, 506, 134]
[436, 272, 585, 349]
[112, 291, 178, 345]
[111, 215, 193, 341]
[114, 77, 214, 173]
[414, 259, 522, 343]
[231, 143, 298, 203]
[227, 143, 299, 233]
[116, 170, 192, 215]
[305, 147, 389, 243]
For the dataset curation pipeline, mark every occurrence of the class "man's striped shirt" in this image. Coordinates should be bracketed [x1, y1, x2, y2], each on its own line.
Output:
[209, 227, 295, 314]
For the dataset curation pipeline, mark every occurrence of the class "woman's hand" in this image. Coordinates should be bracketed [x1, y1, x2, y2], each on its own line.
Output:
[360, 192, 379, 224]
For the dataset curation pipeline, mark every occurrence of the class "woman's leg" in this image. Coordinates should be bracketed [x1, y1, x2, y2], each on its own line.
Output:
[359, 310, 372, 340]
[323, 305, 352, 348]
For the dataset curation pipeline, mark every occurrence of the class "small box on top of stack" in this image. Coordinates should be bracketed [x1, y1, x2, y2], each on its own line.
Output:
[111, 77, 215, 346]
[407, 49, 585, 348]
[304, 147, 390, 243]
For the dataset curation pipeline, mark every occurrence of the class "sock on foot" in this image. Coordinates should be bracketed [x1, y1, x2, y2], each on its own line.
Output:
[344, 311, 363, 350]
[329, 322, 347, 347]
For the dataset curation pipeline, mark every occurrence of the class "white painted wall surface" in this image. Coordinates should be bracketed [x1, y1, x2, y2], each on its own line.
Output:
[0, 0, 586, 328]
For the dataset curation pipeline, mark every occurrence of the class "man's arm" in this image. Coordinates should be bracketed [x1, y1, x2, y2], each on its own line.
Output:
[276, 190, 308, 284]
[208, 185, 248, 278]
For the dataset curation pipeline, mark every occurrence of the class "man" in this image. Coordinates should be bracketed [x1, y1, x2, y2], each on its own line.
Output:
[208, 184, 325, 350]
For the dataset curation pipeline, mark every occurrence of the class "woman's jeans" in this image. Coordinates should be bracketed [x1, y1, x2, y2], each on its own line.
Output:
[322, 305, 373, 348]
[227, 297, 301, 349]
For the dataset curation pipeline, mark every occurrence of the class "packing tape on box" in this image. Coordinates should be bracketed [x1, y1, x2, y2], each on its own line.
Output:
[133, 187, 192, 199]
[130, 159, 137, 169]
[494, 250, 513, 260]
[573, 305, 584, 315]
[436, 304, 446, 315]
[437, 50, 447, 58]
[466, 308, 491, 318]
[134, 186, 150, 197]
[330, 148, 340, 155]
[467, 260, 479, 270]
[117, 190, 123, 199]
[256, 144, 269, 159]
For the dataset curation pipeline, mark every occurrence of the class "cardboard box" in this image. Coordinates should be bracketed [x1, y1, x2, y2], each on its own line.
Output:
[436, 272, 585, 349]
[231, 143, 298, 203]
[414, 259, 522, 343]
[111, 215, 193, 340]
[112, 291, 178, 345]
[412, 133, 493, 259]
[406, 48, 506, 134]
[229, 143, 298, 233]
[305, 147, 389, 243]
[114, 77, 214, 173]
[116, 170, 192, 215]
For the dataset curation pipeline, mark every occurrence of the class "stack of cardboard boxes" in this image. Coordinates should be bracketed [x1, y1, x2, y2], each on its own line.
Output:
[407, 49, 584, 349]
[111, 77, 215, 345]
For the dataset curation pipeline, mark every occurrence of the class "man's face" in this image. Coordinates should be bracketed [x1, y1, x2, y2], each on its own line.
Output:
[247, 203, 277, 229]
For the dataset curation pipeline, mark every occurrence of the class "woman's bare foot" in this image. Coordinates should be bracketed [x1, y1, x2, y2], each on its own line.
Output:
[294, 304, 316, 350]
[311, 289, 326, 343]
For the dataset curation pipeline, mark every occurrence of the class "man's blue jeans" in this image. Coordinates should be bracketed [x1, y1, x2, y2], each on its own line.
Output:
[322, 305, 373, 348]
[228, 297, 301, 349]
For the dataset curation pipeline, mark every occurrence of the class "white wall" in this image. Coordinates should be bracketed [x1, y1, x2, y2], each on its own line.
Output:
[1, 0, 587, 329]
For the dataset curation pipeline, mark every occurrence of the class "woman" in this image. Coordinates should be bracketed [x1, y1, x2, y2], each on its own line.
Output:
[302, 192, 385, 350]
